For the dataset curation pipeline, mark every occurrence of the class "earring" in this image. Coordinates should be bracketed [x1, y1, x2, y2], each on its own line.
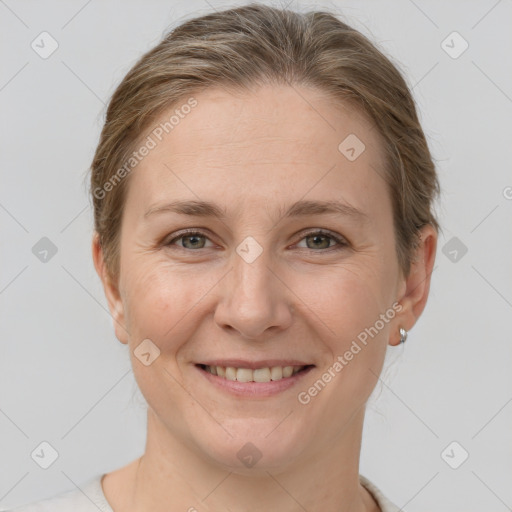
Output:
[399, 327, 408, 344]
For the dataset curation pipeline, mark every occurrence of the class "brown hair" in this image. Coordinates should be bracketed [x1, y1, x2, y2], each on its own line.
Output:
[89, 3, 440, 282]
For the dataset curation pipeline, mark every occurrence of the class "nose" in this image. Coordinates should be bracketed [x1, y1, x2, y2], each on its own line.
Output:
[213, 241, 293, 340]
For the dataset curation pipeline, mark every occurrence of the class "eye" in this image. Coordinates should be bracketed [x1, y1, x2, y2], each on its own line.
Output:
[165, 230, 215, 250]
[294, 229, 348, 251]
[165, 228, 347, 252]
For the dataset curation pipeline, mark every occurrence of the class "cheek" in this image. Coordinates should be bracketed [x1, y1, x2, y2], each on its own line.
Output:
[123, 266, 197, 405]
[307, 262, 391, 379]
[298, 275, 390, 421]
[304, 259, 392, 336]
[123, 264, 183, 342]
[123, 260, 218, 354]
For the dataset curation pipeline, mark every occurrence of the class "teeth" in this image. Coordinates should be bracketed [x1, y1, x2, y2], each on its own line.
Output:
[283, 366, 294, 378]
[236, 368, 253, 383]
[225, 367, 236, 381]
[253, 368, 271, 382]
[270, 366, 283, 380]
[203, 365, 306, 382]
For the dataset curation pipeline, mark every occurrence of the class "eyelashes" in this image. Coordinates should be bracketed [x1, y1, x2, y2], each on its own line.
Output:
[294, 229, 348, 251]
[164, 228, 348, 253]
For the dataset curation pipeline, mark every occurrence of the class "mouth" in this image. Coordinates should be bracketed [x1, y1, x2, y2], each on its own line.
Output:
[196, 363, 314, 382]
[194, 362, 315, 397]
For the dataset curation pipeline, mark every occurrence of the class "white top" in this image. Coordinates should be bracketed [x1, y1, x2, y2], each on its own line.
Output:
[2, 474, 401, 512]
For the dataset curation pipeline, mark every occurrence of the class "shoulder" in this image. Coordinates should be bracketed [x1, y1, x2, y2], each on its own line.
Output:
[360, 474, 403, 512]
[0, 475, 113, 512]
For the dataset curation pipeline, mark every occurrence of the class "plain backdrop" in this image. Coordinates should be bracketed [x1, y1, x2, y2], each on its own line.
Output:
[1, 0, 511, 510]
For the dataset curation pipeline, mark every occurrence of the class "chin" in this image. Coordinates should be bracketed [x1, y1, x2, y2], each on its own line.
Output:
[194, 418, 308, 473]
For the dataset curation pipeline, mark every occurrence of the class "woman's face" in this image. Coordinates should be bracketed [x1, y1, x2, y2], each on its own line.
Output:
[97, 84, 425, 471]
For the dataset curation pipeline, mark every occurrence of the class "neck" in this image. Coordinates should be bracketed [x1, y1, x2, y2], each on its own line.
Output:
[107, 406, 379, 512]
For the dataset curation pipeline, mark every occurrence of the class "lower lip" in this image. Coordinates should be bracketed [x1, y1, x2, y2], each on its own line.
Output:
[195, 365, 314, 398]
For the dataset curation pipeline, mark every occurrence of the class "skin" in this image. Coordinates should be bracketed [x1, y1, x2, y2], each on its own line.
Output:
[92, 83, 437, 512]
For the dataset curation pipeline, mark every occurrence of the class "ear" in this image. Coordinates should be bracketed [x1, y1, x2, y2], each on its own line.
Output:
[390, 224, 437, 346]
[92, 232, 129, 345]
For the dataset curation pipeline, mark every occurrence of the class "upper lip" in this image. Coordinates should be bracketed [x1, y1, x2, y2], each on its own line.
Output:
[197, 360, 314, 370]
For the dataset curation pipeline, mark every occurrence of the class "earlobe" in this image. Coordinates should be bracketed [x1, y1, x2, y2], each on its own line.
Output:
[391, 225, 437, 346]
[91, 233, 130, 345]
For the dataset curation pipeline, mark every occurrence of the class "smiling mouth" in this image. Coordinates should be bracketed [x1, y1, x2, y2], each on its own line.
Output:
[196, 364, 314, 383]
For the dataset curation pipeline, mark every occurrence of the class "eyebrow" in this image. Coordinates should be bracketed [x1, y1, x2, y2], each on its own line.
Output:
[144, 199, 369, 223]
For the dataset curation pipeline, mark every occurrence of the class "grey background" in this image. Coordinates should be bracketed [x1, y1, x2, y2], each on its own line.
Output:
[1, 0, 511, 510]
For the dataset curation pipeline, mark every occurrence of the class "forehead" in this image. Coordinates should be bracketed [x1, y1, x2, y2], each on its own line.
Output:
[125, 84, 389, 221]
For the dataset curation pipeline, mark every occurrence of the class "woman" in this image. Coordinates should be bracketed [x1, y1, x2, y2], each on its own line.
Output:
[7, 3, 439, 511]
